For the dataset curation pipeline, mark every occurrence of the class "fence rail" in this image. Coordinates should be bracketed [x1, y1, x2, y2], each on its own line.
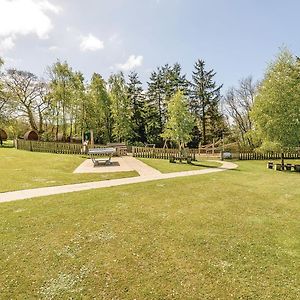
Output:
[132, 146, 197, 160]
[239, 152, 300, 160]
[16, 139, 107, 155]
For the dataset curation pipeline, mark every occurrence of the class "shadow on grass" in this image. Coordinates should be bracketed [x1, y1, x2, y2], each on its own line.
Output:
[195, 160, 241, 171]
[191, 162, 220, 169]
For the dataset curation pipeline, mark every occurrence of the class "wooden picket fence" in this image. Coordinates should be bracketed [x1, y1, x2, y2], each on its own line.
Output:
[239, 152, 300, 160]
[132, 146, 197, 161]
[16, 139, 106, 155]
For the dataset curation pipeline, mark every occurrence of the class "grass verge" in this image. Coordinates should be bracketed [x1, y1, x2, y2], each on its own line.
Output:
[0, 148, 137, 192]
[138, 157, 222, 173]
[0, 160, 299, 298]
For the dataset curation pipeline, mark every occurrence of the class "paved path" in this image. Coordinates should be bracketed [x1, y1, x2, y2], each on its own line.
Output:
[0, 159, 237, 203]
[121, 156, 162, 177]
[73, 156, 162, 176]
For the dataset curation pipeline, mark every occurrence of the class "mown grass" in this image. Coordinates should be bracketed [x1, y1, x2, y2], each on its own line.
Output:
[0, 148, 137, 192]
[138, 157, 222, 173]
[0, 160, 299, 299]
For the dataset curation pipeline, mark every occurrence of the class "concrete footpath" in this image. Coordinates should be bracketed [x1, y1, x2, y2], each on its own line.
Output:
[0, 159, 238, 203]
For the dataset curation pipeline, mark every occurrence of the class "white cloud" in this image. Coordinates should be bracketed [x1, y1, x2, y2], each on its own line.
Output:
[38, 0, 61, 14]
[116, 55, 143, 71]
[80, 34, 104, 52]
[0, 0, 61, 53]
[0, 36, 16, 52]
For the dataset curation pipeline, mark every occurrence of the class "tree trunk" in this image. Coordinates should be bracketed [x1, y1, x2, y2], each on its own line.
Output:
[70, 117, 73, 141]
[27, 107, 38, 131]
[62, 104, 66, 141]
[55, 107, 59, 141]
[90, 129, 94, 147]
[38, 109, 44, 134]
[281, 152, 285, 168]
[202, 105, 206, 145]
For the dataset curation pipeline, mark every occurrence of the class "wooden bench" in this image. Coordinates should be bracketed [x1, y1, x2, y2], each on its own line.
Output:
[169, 155, 192, 164]
[271, 162, 300, 172]
[144, 143, 155, 148]
[107, 143, 127, 156]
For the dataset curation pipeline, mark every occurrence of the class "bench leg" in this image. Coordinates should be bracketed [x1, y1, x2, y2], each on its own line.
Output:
[169, 156, 175, 163]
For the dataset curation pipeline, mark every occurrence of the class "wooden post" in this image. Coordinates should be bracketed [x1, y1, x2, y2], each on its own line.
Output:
[212, 138, 215, 155]
[281, 152, 284, 169]
[81, 131, 84, 144]
[222, 132, 225, 152]
[90, 129, 94, 148]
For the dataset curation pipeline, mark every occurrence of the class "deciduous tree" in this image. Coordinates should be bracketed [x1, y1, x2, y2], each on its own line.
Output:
[224, 76, 258, 149]
[4, 69, 48, 133]
[252, 49, 300, 165]
[47, 61, 74, 140]
[108, 73, 132, 142]
[88, 73, 112, 143]
[162, 91, 195, 151]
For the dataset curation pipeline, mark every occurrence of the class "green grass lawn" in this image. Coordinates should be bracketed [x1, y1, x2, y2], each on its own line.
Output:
[0, 148, 137, 192]
[139, 157, 222, 173]
[0, 160, 299, 299]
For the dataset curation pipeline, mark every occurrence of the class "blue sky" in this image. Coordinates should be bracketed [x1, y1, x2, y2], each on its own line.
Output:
[0, 0, 299, 90]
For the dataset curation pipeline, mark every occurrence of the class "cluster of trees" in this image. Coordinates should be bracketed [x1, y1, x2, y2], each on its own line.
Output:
[1, 48, 299, 151]
[224, 49, 300, 153]
[251, 50, 300, 153]
[0, 58, 226, 147]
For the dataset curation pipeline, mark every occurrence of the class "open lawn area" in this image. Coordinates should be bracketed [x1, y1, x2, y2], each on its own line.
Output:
[138, 157, 222, 173]
[0, 160, 299, 299]
[0, 148, 137, 192]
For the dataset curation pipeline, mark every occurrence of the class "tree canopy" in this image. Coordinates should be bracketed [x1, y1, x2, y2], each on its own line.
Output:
[251, 49, 300, 151]
[161, 91, 195, 151]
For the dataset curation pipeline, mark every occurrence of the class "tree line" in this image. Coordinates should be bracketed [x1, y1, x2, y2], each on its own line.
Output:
[0, 58, 226, 147]
[1, 48, 299, 152]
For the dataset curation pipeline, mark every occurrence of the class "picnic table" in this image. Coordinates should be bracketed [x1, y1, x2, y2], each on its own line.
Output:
[169, 148, 193, 164]
[169, 155, 192, 164]
[88, 148, 116, 166]
[268, 161, 300, 172]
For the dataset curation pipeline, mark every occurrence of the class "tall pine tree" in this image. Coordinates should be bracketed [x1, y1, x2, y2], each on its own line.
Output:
[127, 72, 146, 143]
[146, 63, 188, 145]
[190, 59, 223, 145]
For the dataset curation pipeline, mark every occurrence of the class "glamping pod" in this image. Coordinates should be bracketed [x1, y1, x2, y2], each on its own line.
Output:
[24, 130, 39, 141]
[0, 129, 8, 141]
